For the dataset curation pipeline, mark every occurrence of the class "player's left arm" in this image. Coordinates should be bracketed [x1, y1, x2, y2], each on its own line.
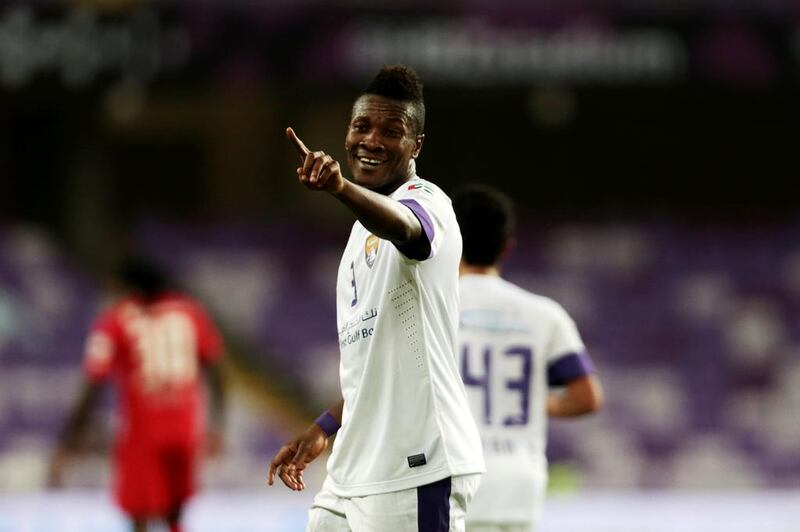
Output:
[334, 179, 424, 248]
[547, 374, 604, 417]
[286, 127, 425, 250]
[544, 303, 603, 418]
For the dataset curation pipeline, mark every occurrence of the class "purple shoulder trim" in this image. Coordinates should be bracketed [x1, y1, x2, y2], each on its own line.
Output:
[398, 198, 435, 261]
[547, 351, 595, 386]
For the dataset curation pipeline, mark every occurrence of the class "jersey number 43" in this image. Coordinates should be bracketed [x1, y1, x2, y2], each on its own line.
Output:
[460, 344, 533, 427]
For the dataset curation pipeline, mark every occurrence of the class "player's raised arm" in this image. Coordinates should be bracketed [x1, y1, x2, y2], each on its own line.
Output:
[285, 127, 423, 248]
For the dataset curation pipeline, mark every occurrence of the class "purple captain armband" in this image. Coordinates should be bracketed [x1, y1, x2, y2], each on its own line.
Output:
[314, 411, 341, 437]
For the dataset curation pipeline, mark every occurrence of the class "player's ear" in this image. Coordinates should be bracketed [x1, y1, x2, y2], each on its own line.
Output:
[412, 134, 425, 158]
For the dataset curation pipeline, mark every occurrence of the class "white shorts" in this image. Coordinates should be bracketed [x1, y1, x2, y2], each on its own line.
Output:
[307, 474, 482, 532]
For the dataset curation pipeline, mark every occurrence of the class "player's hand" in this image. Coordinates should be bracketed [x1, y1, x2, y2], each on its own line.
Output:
[286, 127, 345, 195]
[267, 423, 328, 491]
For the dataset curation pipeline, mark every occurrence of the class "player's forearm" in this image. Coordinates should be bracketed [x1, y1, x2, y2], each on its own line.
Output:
[547, 393, 592, 417]
[547, 375, 603, 417]
[328, 399, 344, 425]
[58, 381, 101, 449]
[333, 180, 422, 245]
[314, 398, 344, 437]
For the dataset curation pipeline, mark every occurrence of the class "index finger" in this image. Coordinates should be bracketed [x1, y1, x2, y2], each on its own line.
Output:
[286, 127, 310, 160]
[268, 446, 294, 485]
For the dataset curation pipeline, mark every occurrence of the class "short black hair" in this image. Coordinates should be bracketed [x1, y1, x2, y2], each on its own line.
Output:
[362, 64, 425, 135]
[453, 184, 516, 266]
[116, 256, 169, 299]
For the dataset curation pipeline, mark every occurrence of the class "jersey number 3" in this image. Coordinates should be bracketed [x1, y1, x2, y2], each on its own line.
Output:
[460, 344, 532, 426]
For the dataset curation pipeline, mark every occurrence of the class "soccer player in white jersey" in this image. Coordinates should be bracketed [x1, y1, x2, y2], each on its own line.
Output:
[452, 185, 604, 532]
[267, 65, 484, 531]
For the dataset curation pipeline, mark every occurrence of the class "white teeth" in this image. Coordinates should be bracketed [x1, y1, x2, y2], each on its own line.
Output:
[358, 157, 383, 166]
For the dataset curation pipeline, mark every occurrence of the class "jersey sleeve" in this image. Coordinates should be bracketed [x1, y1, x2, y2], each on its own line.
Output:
[82, 312, 120, 382]
[393, 180, 448, 261]
[544, 303, 596, 386]
[191, 301, 223, 363]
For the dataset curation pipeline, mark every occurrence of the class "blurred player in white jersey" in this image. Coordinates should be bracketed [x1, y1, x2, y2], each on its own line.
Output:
[452, 185, 603, 532]
[267, 65, 484, 531]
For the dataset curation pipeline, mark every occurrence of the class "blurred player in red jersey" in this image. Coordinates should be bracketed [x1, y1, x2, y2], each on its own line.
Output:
[49, 256, 226, 532]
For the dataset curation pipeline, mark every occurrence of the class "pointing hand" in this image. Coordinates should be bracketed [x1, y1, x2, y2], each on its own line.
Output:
[286, 127, 345, 194]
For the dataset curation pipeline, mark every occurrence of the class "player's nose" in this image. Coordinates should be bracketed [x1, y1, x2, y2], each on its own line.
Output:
[359, 130, 383, 151]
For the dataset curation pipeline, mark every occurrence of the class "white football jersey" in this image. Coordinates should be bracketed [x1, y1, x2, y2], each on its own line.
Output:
[459, 274, 594, 525]
[326, 177, 485, 498]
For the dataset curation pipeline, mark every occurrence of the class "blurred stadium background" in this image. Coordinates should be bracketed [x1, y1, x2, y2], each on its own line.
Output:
[1, 0, 799, 530]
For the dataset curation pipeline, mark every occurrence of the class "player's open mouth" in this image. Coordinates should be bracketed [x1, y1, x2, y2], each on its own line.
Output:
[358, 157, 385, 168]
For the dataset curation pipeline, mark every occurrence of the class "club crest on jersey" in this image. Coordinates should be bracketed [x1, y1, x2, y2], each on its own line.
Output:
[365, 234, 379, 268]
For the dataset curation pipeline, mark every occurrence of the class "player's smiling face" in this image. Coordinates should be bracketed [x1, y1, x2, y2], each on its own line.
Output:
[345, 95, 424, 194]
